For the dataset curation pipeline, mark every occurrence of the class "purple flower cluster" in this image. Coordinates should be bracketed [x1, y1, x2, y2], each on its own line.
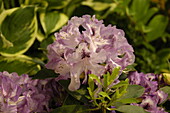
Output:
[128, 71, 168, 113]
[0, 71, 52, 113]
[46, 15, 135, 91]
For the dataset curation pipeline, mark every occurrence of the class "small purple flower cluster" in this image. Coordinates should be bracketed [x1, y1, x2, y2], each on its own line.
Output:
[46, 15, 135, 91]
[0, 71, 54, 113]
[128, 71, 168, 113]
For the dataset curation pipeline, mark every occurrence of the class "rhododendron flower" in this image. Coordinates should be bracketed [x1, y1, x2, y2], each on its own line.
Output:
[0, 71, 52, 113]
[129, 71, 168, 113]
[46, 15, 135, 91]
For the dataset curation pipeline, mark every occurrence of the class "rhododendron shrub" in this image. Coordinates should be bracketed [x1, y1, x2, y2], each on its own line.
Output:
[46, 15, 135, 91]
[0, 14, 169, 113]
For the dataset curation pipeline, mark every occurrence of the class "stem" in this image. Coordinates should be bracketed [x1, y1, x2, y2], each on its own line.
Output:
[102, 106, 106, 113]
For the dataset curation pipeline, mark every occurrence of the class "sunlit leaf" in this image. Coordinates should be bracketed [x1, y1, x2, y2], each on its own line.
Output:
[111, 80, 129, 89]
[88, 74, 94, 91]
[0, 33, 13, 48]
[88, 74, 102, 85]
[99, 91, 111, 100]
[0, 6, 37, 56]
[0, 7, 18, 29]
[47, 0, 69, 10]
[0, 0, 4, 13]
[39, 11, 68, 35]
[109, 67, 120, 84]
[36, 28, 46, 42]
[117, 98, 140, 104]
[110, 83, 128, 103]
[20, 0, 48, 8]
[82, 1, 111, 11]
[63, 0, 82, 17]
[87, 87, 92, 97]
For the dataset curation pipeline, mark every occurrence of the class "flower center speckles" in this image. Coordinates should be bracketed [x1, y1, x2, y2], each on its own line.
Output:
[81, 50, 90, 59]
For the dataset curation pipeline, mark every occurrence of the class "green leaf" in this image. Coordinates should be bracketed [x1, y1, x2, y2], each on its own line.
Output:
[0, 8, 18, 30]
[88, 74, 102, 85]
[130, 0, 149, 22]
[82, 1, 111, 11]
[59, 80, 89, 103]
[21, 0, 48, 8]
[0, 55, 40, 75]
[87, 87, 93, 99]
[110, 83, 128, 103]
[100, 3, 117, 19]
[122, 64, 137, 75]
[120, 85, 145, 99]
[63, 0, 82, 17]
[40, 34, 55, 49]
[0, 9, 17, 48]
[117, 105, 148, 113]
[142, 42, 155, 52]
[146, 15, 168, 42]
[39, 11, 68, 35]
[111, 80, 129, 89]
[2, 0, 19, 9]
[114, 0, 131, 14]
[103, 72, 109, 88]
[99, 91, 111, 100]
[0, 33, 13, 48]
[157, 48, 170, 60]
[63, 95, 82, 105]
[101, 67, 120, 88]
[36, 28, 46, 42]
[109, 67, 120, 84]
[88, 74, 94, 91]
[50, 105, 89, 113]
[160, 86, 170, 98]
[47, 0, 69, 10]
[117, 98, 140, 104]
[142, 7, 158, 25]
[117, 84, 128, 98]
[0, 6, 37, 56]
[32, 68, 58, 79]
[0, 0, 4, 13]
